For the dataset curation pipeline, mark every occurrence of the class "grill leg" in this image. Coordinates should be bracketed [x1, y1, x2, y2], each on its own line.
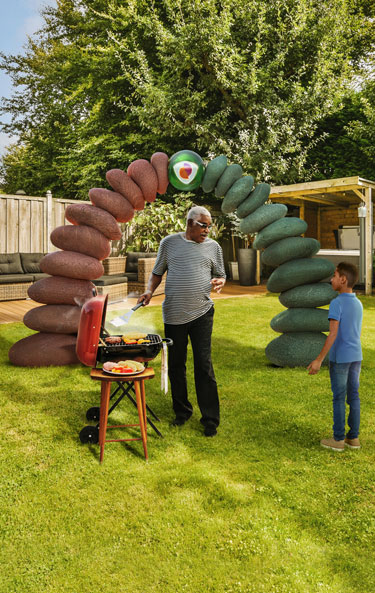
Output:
[106, 383, 132, 418]
[99, 380, 111, 463]
[116, 382, 163, 437]
[134, 380, 148, 460]
[141, 380, 147, 434]
[145, 403, 161, 422]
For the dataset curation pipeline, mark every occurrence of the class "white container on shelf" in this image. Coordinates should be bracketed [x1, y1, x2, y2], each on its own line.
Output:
[228, 261, 239, 281]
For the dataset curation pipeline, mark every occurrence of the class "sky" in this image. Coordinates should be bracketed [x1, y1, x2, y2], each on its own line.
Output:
[0, 0, 56, 154]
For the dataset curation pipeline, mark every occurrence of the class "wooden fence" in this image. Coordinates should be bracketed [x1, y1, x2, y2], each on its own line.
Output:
[0, 192, 133, 256]
[0, 192, 87, 254]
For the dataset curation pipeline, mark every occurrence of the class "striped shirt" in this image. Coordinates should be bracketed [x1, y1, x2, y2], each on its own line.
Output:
[152, 232, 226, 324]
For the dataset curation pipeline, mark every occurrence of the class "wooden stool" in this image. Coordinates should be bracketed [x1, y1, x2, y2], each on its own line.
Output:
[90, 367, 155, 463]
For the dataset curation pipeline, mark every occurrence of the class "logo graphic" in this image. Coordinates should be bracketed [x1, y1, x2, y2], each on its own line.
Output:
[173, 161, 199, 185]
[168, 149, 204, 190]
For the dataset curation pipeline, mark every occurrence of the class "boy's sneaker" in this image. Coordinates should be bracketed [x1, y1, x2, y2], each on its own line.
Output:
[320, 437, 345, 451]
[345, 437, 361, 449]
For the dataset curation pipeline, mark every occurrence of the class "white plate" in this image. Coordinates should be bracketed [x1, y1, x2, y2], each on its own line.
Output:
[102, 367, 144, 377]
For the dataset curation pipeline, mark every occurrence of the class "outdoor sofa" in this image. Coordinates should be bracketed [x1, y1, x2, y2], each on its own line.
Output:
[0, 253, 48, 301]
[0, 252, 166, 303]
[93, 252, 166, 300]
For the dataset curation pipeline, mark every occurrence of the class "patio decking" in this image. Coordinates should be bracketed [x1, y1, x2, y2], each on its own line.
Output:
[0, 281, 268, 324]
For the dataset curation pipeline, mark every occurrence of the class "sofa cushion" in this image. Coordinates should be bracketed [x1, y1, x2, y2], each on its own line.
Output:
[0, 253, 23, 275]
[0, 274, 34, 283]
[32, 273, 51, 281]
[123, 272, 138, 282]
[125, 252, 157, 273]
[20, 252, 44, 274]
[93, 275, 129, 287]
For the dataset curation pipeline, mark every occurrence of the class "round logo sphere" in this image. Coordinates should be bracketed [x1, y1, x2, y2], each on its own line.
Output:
[168, 150, 205, 191]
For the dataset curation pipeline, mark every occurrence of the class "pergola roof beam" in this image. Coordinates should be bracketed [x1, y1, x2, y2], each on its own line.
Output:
[272, 194, 350, 207]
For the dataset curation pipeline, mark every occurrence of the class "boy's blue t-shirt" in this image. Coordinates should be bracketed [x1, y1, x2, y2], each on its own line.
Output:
[328, 293, 363, 363]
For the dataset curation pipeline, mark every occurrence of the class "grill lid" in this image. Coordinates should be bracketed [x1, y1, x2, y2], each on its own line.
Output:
[76, 294, 108, 367]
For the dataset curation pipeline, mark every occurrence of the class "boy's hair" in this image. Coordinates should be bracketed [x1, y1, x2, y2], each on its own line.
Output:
[337, 262, 359, 288]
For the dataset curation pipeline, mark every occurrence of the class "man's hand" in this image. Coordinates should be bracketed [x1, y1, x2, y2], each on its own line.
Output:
[307, 359, 322, 375]
[211, 277, 225, 294]
[138, 290, 152, 306]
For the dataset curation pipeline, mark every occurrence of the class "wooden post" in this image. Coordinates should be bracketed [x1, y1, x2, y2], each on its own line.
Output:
[46, 190, 53, 253]
[364, 187, 373, 296]
[300, 202, 305, 237]
[317, 206, 321, 244]
[231, 232, 236, 262]
[256, 249, 261, 285]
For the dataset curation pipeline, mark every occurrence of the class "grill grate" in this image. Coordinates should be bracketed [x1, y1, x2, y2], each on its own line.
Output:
[100, 333, 162, 349]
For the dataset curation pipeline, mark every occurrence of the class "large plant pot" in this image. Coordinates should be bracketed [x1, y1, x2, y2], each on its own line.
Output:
[237, 248, 256, 286]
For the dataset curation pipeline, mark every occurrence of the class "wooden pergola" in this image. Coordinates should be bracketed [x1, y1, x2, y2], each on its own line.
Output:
[268, 176, 374, 295]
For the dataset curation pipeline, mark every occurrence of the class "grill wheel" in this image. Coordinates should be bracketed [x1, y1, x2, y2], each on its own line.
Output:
[86, 407, 100, 422]
[79, 425, 99, 444]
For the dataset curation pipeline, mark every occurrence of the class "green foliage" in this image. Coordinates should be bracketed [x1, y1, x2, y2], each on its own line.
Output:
[1, 0, 373, 197]
[346, 81, 375, 169]
[124, 194, 226, 252]
[1, 294, 375, 592]
[124, 195, 194, 252]
[302, 91, 375, 181]
[223, 211, 254, 248]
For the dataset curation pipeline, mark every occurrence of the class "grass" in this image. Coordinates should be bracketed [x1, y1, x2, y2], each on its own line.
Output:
[1, 293, 375, 593]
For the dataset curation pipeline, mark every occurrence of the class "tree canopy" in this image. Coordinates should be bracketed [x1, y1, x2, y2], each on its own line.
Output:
[1, 0, 374, 197]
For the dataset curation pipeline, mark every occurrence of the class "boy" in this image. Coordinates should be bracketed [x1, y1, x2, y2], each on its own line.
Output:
[307, 262, 363, 451]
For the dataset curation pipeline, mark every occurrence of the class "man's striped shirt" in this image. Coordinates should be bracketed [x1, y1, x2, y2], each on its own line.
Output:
[152, 232, 226, 324]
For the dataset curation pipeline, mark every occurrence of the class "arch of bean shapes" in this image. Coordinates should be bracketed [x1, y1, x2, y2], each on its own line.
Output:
[9, 149, 336, 367]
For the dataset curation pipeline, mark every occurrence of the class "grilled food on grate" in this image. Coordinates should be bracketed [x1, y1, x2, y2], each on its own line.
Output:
[121, 331, 148, 340]
[104, 336, 122, 344]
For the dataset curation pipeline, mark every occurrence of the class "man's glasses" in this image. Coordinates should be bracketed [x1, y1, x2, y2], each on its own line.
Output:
[195, 221, 212, 230]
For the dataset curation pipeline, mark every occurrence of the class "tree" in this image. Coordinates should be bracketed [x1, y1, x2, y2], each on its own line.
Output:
[301, 91, 375, 181]
[1, 0, 373, 197]
[345, 80, 375, 174]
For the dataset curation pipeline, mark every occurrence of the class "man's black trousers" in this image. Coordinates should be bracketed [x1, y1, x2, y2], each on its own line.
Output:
[164, 306, 220, 428]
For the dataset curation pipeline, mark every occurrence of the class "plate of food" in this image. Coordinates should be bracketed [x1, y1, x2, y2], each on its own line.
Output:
[102, 360, 145, 376]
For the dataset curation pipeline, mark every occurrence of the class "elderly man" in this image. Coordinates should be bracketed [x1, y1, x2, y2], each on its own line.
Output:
[138, 206, 226, 436]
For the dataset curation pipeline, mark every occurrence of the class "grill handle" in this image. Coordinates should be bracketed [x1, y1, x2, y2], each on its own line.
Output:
[162, 338, 173, 346]
[131, 302, 145, 312]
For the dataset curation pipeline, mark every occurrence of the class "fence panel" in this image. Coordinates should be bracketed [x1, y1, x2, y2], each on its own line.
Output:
[19, 199, 31, 252]
[0, 194, 87, 254]
[0, 198, 6, 252]
[30, 200, 45, 252]
[6, 198, 20, 253]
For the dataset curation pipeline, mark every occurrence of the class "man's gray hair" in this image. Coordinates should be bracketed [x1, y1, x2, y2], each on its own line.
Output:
[187, 206, 211, 222]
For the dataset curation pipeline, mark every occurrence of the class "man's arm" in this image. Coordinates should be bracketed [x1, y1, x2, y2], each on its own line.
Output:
[307, 319, 339, 375]
[211, 243, 226, 293]
[137, 273, 162, 306]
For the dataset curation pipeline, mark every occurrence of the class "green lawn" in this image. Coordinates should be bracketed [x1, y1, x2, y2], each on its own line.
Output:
[1, 294, 375, 593]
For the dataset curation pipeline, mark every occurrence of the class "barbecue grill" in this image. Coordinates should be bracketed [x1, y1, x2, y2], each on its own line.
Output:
[76, 294, 171, 366]
[76, 294, 172, 444]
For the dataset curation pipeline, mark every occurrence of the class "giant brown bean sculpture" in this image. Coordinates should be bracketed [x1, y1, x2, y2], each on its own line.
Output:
[9, 153, 169, 367]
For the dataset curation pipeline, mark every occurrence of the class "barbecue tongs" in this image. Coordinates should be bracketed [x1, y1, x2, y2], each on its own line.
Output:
[109, 302, 145, 328]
